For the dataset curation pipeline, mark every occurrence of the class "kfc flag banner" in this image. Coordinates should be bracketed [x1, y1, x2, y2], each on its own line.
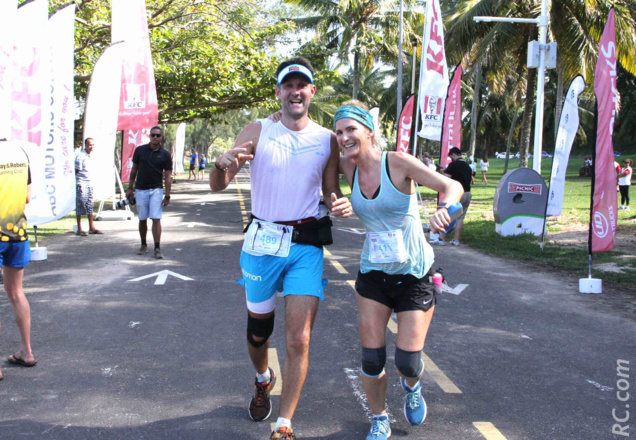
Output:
[111, 0, 159, 131]
[546, 75, 585, 217]
[396, 95, 416, 154]
[83, 42, 125, 200]
[590, 9, 618, 253]
[0, 0, 18, 140]
[417, 0, 449, 141]
[25, 3, 77, 225]
[174, 123, 186, 174]
[440, 64, 462, 168]
[12, 0, 49, 146]
[121, 128, 150, 182]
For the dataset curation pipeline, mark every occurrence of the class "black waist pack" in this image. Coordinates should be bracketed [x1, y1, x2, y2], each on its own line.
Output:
[292, 216, 333, 248]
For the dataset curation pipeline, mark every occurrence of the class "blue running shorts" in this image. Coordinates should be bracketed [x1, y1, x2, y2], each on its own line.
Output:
[0, 240, 31, 268]
[239, 244, 326, 314]
[136, 188, 163, 221]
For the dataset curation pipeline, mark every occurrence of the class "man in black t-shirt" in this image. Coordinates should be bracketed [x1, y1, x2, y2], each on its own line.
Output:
[125, 126, 173, 259]
[431, 147, 472, 246]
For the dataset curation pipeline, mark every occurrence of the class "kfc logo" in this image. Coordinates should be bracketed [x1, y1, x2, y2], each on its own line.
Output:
[123, 84, 146, 109]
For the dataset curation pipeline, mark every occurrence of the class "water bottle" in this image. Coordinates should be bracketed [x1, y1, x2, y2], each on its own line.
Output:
[432, 272, 443, 295]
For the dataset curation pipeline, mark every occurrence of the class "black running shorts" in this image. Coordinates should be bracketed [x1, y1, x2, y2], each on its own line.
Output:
[355, 270, 436, 313]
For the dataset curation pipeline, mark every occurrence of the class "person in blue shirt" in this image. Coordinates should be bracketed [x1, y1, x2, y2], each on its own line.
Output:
[188, 149, 198, 180]
[198, 155, 207, 180]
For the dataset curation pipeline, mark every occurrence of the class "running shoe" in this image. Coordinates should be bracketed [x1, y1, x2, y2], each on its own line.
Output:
[270, 425, 296, 439]
[429, 239, 446, 246]
[450, 240, 460, 246]
[138, 244, 147, 255]
[154, 248, 164, 259]
[249, 367, 276, 421]
[366, 415, 391, 439]
[401, 377, 426, 425]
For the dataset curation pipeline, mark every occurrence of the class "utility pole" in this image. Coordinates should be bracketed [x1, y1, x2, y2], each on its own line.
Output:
[474, 0, 554, 174]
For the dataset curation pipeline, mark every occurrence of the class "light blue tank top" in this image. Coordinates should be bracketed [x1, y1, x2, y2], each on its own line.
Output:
[351, 152, 434, 277]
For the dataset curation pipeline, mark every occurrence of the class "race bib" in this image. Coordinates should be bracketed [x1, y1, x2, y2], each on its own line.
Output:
[367, 230, 407, 264]
[243, 220, 292, 257]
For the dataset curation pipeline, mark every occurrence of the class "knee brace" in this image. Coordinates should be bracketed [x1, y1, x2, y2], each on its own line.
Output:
[361, 346, 386, 378]
[395, 347, 424, 379]
[247, 313, 275, 348]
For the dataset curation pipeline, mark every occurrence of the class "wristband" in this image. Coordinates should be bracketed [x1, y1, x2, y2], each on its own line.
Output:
[164, 195, 170, 200]
[215, 158, 228, 172]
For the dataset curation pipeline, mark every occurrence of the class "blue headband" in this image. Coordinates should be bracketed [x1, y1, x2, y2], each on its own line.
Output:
[333, 105, 374, 131]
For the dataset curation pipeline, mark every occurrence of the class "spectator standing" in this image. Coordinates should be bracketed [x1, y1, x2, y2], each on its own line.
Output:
[480, 154, 489, 184]
[188, 149, 198, 180]
[126, 126, 173, 259]
[0, 141, 37, 379]
[431, 147, 472, 246]
[618, 158, 632, 211]
[74, 138, 103, 236]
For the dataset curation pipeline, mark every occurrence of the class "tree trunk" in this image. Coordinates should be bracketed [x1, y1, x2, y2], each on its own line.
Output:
[352, 51, 360, 100]
[469, 62, 481, 157]
[554, 66, 564, 146]
[503, 110, 519, 175]
[518, 67, 537, 168]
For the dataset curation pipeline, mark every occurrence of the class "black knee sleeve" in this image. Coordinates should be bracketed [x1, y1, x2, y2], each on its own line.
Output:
[361, 346, 386, 378]
[247, 313, 275, 348]
[395, 347, 424, 379]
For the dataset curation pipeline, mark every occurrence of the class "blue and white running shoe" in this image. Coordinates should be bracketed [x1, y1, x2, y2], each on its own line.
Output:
[401, 377, 427, 425]
[366, 415, 391, 439]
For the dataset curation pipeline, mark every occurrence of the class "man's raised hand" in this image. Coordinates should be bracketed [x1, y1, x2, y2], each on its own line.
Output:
[216, 142, 254, 170]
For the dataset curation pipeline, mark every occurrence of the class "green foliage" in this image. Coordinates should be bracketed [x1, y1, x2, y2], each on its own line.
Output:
[43, 0, 291, 124]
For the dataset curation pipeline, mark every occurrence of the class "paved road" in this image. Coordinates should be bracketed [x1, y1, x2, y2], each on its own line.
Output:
[1, 172, 634, 440]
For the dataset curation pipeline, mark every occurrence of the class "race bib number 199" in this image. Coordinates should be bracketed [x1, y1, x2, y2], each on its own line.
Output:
[367, 230, 407, 264]
[243, 220, 292, 257]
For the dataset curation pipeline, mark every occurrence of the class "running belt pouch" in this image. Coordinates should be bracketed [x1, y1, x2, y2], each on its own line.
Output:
[292, 216, 333, 248]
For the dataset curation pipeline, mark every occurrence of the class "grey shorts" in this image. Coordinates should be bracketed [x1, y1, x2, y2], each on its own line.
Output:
[76, 184, 94, 215]
[458, 192, 471, 220]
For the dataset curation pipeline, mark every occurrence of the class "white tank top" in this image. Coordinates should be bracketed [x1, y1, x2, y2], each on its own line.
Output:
[250, 119, 332, 222]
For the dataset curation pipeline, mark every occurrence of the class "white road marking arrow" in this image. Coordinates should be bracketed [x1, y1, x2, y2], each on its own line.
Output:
[337, 228, 366, 235]
[128, 270, 194, 285]
[443, 283, 468, 295]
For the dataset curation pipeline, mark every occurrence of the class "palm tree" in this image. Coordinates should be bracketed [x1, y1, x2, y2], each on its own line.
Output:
[283, 0, 423, 100]
[442, 0, 636, 168]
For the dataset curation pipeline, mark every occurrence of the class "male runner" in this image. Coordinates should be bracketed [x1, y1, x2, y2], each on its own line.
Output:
[210, 57, 352, 440]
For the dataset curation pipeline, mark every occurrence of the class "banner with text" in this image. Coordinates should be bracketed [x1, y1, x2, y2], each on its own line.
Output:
[0, 0, 17, 140]
[396, 95, 415, 154]
[440, 64, 462, 168]
[417, 0, 449, 141]
[83, 42, 125, 200]
[546, 75, 585, 217]
[11, 0, 48, 146]
[112, 0, 158, 132]
[25, 3, 77, 225]
[590, 9, 617, 253]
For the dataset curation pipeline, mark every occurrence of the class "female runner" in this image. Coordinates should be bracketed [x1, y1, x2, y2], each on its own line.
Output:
[335, 101, 463, 440]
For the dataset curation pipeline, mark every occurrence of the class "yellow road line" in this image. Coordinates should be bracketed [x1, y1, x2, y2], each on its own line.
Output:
[268, 347, 282, 433]
[385, 317, 462, 394]
[420, 351, 462, 394]
[268, 347, 282, 396]
[473, 422, 507, 440]
[324, 248, 348, 274]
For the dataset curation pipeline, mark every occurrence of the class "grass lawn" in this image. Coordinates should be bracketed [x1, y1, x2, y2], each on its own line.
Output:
[32, 155, 635, 287]
[340, 153, 636, 287]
